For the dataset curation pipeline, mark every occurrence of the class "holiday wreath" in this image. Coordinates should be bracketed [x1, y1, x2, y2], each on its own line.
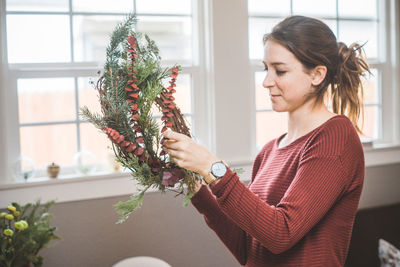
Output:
[80, 14, 201, 223]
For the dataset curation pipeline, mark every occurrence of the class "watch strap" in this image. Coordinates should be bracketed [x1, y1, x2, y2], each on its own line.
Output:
[203, 160, 229, 185]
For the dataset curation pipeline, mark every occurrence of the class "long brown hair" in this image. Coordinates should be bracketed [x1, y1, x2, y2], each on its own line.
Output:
[263, 16, 370, 135]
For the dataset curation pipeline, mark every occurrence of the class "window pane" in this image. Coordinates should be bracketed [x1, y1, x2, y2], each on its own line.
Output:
[72, 0, 133, 13]
[338, 20, 377, 59]
[293, 0, 336, 17]
[137, 16, 192, 62]
[80, 123, 112, 170]
[248, 0, 290, 16]
[362, 68, 379, 105]
[20, 124, 77, 170]
[338, 0, 377, 19]
[136, 0, 191, 15]
[7, 15, 71, 63]
[255, 71, 272, 111]
[249, 18, 282, 60]
[256, 111, 287, 149]
[78, 77, 101, 115]
[6, 0, 69, 12]
[359, 105, 380, 140]
[18, 78, 76, 123]
[73, 15, 123, 62]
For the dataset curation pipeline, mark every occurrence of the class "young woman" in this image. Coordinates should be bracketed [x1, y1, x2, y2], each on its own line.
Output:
[162, 15, 369, 266]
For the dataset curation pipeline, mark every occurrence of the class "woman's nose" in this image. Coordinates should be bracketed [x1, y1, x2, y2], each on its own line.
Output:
[262, 72, 275, 88]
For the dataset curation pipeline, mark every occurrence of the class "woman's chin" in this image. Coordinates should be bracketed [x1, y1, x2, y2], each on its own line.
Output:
[271, 106, 286, 113]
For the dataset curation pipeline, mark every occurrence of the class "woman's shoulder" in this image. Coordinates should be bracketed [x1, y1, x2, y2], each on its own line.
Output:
[304, 114, 363, 157]
[257, 138, 276, 158]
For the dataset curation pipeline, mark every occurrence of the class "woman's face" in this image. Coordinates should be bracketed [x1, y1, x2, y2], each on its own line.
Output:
[263, 40, 314, 113]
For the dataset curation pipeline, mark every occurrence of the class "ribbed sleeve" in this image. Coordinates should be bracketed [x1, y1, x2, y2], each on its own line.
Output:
[191, 115, 365, 267]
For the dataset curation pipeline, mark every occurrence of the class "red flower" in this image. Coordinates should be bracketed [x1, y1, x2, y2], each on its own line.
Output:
[129, 93, 139, 99]
[130, 103, 139, 111]
[117, 134, 125, 143]
[131, 113, 139, 121]
[134, 147, 145, 156]
[131, 84, 140, 91]
[161, 167, 185, 187]
[126, 143, 137, 153]
[122, 141, 131, 147]
[135, 136, 144, 143]
[128, 35, 137, 50]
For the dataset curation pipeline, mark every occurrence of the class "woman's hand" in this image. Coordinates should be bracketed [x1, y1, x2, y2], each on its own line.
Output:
[162, 130, 219, 178]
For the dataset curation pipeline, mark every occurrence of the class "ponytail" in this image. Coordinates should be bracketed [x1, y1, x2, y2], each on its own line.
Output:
[332, 42, 370, 135]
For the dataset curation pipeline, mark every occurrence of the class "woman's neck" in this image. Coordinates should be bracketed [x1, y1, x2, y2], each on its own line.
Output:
[282, 103, 336, 146]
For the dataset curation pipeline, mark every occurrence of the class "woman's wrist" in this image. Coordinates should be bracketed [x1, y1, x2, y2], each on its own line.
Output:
[199, 157, 219, 177]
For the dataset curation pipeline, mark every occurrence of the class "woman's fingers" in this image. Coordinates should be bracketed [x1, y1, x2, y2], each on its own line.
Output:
[163, 139, 180, 150]
[162, 129, 187, 141]
[164, 147, 183, 160]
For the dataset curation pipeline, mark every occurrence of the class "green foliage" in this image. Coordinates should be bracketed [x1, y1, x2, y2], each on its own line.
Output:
[0, 200, 59, 267]
[114, 186, 149, 224]
[183, 191, 195, 207]
[232, 168, 245, 175]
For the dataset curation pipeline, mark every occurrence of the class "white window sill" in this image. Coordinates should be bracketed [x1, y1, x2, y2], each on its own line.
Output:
[1, 144, 399, 209]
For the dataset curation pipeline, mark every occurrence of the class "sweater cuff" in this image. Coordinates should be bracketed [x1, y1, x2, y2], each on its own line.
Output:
[210, 168, 239, 198]
[190, 184, 216, 214]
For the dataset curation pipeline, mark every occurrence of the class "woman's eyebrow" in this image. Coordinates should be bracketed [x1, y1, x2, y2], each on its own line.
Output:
[262, 61, 287, 66]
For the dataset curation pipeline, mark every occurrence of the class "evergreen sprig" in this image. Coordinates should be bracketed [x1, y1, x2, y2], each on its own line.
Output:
[80, 13, 202, 223]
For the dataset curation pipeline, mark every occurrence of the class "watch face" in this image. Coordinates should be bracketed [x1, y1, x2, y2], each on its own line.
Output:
[211, 162, 227, 178]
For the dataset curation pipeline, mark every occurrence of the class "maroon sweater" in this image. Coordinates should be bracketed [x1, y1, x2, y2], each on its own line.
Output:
[191, 115, 364, 266]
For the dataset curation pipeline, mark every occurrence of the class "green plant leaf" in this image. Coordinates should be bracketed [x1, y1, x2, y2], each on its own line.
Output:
[183, 191, 194, 207]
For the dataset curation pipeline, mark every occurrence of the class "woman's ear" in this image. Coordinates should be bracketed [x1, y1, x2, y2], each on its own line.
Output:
[311, 65, 327, 86]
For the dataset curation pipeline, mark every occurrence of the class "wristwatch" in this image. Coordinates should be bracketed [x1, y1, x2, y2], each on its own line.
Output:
[203, 160, 229, 185]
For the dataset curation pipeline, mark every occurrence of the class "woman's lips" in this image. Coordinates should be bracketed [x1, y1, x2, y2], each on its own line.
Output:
[270, 95, 281, 98]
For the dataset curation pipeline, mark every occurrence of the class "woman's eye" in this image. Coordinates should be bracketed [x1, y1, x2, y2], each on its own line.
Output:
[276, 70, 286, 76]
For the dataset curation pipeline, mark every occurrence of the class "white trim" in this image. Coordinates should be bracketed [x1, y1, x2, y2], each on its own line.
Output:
[390, 0, 400, 145]
[0, 0, 8, 183]
[191, 0, 216, 151]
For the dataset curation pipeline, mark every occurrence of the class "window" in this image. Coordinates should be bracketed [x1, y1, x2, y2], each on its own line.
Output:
[1, 0, 198, 179]
[248, 0, 385, 150]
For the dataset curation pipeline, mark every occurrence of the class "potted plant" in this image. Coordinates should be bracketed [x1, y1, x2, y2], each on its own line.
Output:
[0, 200, 59, 267]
